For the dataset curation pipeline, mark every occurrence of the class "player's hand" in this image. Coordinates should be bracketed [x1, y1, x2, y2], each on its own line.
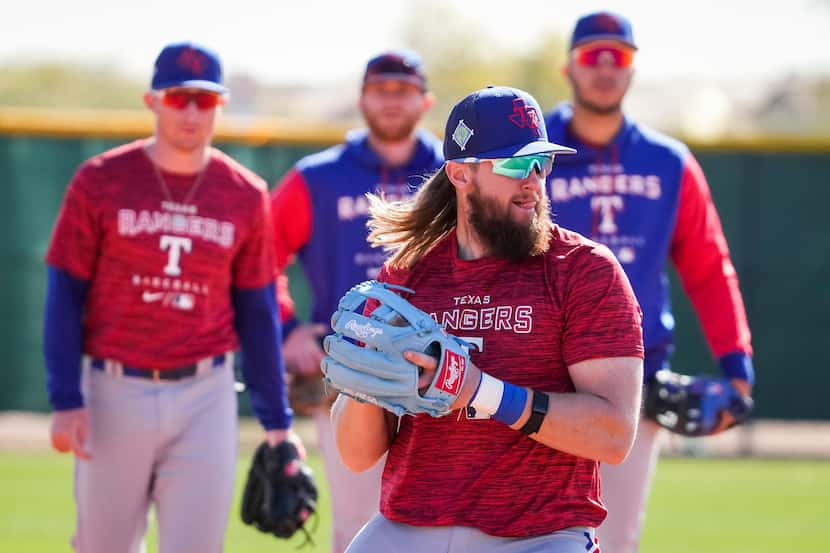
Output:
[283, 324, 328, 376]
[713, 378, 753, 434]
[402, 350, 482, 411]
[264, 428, 306, 459]
[50, 407, 91, 460]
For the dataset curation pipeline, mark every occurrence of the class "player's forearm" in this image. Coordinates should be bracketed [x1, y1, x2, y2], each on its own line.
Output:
[276, 273, 298, 329]
[232, 284, 293, 430]
[681, 265, 753, 359]
[468, 356, 643, 464]
[331, 395, 391, 472]
[671, 156, 753, 361]
[510, 389, 641, 464]
[43, 266, 89, 410]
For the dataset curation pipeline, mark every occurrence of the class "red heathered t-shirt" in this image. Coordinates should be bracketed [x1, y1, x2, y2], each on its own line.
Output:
[376, 226, 644, 537]
[45, 139, 274, 369]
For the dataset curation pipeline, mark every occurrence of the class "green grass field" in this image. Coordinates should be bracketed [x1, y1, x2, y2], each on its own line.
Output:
[1, 452, 827, 552]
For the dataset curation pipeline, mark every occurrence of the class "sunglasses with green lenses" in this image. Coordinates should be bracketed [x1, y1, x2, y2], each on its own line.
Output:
[464, 154, 555, 179]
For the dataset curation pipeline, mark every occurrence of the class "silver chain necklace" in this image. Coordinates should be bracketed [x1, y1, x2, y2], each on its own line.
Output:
[146, 145, 209, 204]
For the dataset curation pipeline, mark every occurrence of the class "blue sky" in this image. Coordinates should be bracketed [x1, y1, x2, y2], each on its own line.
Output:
[4, 0, 829, 86]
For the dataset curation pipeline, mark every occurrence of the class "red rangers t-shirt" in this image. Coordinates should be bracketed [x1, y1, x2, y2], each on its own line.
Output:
[376, 226, 644, 537]
[45, 139, 274, 369]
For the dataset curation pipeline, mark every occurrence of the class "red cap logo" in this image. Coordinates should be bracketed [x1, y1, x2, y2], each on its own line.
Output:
[508, 98, 542, 138]
[176, 48, 207, 76]
[593, 13, 622, 33]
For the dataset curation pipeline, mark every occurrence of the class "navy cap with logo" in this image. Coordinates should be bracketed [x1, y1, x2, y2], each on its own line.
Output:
[570, 11, 637, 50]
[443, 86, 576, 161]
[151, 41, 228, 94]
[363, 49, 427, 91]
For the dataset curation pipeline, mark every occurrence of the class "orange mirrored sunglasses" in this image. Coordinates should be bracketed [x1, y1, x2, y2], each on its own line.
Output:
[160, 90, 223, 110]
[572, 44, 635, 68]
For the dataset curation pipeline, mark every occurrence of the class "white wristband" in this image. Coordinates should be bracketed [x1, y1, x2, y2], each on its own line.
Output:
[469, 373, 504, 416]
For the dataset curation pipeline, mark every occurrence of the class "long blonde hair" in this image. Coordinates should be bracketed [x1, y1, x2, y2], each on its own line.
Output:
[366, 166, 457, 270]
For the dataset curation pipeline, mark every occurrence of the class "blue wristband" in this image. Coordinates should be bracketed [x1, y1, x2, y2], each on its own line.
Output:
[493, 382, 528, 426]
[719, 352, 755, 385]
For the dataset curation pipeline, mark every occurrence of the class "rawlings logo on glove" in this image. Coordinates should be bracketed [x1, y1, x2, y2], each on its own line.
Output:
[320, 280, 474, 417]
[436, 350, 466, 395]
[345, 319, 384, 340]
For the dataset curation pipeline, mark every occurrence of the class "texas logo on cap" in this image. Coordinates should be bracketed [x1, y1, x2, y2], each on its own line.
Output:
[592, 12, 623, 34]
[443, 86, 576, 161]
[176, 47, 208, 76]
[508, 98, 542, 137]
[151, 41, 227, 94]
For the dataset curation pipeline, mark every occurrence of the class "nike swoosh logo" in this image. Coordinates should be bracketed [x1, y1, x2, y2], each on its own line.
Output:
[142, 291, 166, 302]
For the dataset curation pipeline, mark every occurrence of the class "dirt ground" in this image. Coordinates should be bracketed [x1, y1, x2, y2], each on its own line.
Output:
[1, 411, 828, 458]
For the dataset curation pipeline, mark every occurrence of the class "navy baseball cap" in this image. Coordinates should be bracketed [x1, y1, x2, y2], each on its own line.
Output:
[570, 11, 637, 50]
[363, 49, 427, 91]
[443, 86, 576, 161]
[151, 41, 228, 94]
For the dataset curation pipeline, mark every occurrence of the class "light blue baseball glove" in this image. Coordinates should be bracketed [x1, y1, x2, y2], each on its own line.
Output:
[321, 280, 473, 417]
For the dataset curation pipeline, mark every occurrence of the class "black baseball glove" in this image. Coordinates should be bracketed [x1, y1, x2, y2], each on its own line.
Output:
[644, 369, 753, 436]
[240, 441, 318, 541]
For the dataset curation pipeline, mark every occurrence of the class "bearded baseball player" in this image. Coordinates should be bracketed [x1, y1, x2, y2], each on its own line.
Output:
[544, 12, 755, 553]
[270, 50, 441, 553]
[43, 42, 305, 552]
[327, 86, 644, 552]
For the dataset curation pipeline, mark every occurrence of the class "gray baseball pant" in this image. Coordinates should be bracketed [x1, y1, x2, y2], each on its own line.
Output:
[313, 409, 385, 553]
[346, 513, 601, 553]
[72, 358, 237, 553]
[597, 417, 665, 553]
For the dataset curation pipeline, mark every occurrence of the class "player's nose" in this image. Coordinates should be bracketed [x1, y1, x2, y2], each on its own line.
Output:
[180, 101, 203, 120]
[519, 173, 544, 194]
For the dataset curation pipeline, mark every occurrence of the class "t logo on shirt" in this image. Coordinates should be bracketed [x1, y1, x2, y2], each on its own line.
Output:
[160, 235, 192, 277]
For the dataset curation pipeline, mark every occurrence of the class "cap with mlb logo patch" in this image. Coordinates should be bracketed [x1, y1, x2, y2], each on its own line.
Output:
[443, 86, 575, 161]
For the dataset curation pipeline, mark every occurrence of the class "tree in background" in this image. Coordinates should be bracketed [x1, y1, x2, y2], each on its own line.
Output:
[0, 63, 144, 110]
[2, 8, 829, 140]
[752, 74, 830, 137]
[400, 0, 570, 125]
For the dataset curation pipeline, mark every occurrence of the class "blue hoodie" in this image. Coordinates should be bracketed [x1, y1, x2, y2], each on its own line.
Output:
[544, 103, 753, 381]
[271, 128, 444, 332]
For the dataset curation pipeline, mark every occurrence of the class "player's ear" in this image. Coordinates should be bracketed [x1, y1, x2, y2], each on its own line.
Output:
[213, 93, 229, 115]
[445, 161, 473, 191]
[143, 92, 157, 111]
[562, 62, 574, 83]
[421, 91, 436, 112]
[358, 84, 369, 105]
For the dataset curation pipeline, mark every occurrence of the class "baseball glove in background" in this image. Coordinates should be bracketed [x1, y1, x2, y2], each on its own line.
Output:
[644, 369, 753, 436]
[321, 280, 473, 417]
[240, 441, 318, 540]
[287, 373, 338, 416]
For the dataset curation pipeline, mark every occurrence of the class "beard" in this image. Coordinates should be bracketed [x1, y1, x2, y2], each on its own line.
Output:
[363, 110, 420, 142]
[467, 180, 551, 261]
[571, 78, 625, 116]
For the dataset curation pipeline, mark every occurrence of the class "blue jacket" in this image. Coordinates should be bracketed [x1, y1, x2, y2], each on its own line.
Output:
[544, 103, 753, 381]
[272, 128, 444, 332]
